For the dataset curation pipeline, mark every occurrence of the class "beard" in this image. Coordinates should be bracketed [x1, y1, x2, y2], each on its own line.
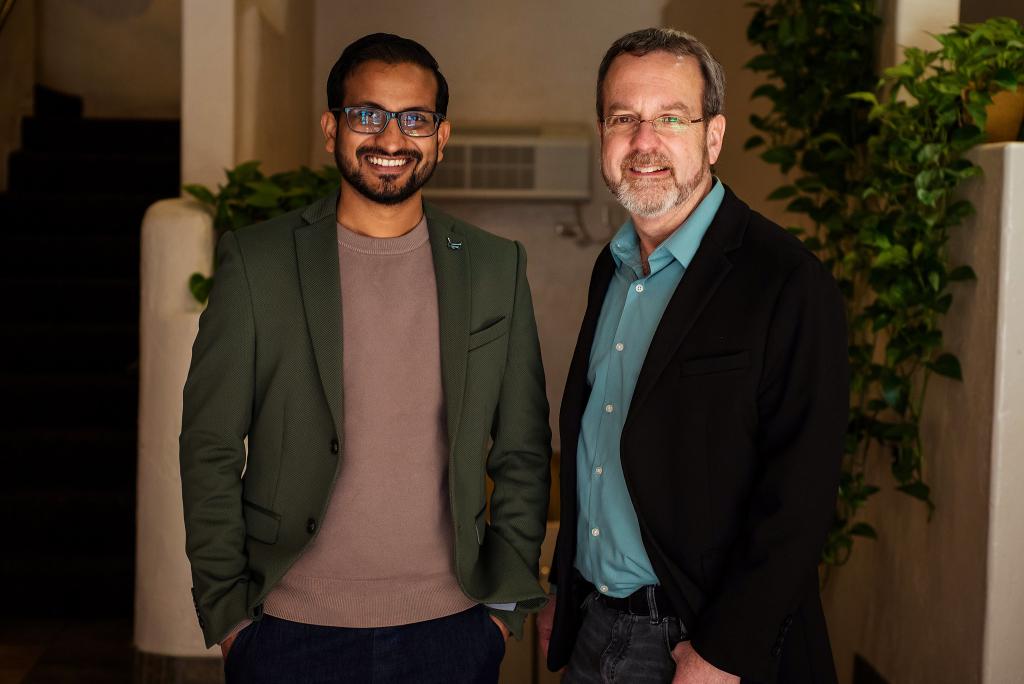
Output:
[603, 147, 710, 218]
[336, 143, 437, 206]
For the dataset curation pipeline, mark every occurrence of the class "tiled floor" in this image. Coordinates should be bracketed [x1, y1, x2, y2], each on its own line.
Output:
[0, 619, 133, 684]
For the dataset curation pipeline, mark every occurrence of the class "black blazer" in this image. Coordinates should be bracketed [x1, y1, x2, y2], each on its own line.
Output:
[548, 186, 848, 683]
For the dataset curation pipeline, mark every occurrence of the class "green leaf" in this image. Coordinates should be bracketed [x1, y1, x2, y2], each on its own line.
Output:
[873, 246, 910, 269]
[184, 184, 217, 205]
[744, 135, 766, 150]
[849, 522, 878, 539]
[927, 353, 963, 380]
[992, 68, 1018, 91]
[767, 185, 798, 200]
[846, 91, 879, 106]
[948, 265, 977, 281]
[928, 271, 941, 292]
[897, 481, 933, 507]
[751, 84, 781, 100]
[189, 272, 213, 304]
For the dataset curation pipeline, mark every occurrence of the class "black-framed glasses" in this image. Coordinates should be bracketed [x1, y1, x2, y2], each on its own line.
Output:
[331, 106, 445, 137]
[602, 114, 704, 135]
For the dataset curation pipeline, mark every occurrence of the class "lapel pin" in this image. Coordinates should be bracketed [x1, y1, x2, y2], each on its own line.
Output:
[447, 236, 463, 250]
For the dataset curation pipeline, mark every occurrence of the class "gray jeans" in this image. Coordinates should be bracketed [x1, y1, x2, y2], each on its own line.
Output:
[564, 591, 687, 683]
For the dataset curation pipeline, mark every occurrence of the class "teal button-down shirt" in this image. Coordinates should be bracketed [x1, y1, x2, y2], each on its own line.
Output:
[575, 179, 724, 597]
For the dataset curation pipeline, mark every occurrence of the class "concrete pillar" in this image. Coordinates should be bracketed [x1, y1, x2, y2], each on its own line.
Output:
[978, 143, 1024, 684]
[134, 199, 220, 680]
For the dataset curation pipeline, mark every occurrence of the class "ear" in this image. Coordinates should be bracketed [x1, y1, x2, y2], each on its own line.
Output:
[705, 114, 726, 166]
[321, 111, 339, 154]
[436, 119, 451, 162]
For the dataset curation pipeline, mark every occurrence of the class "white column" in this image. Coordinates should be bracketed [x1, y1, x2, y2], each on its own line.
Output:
[980, 142, 1024, 684]
[181, 0, 237, 188]
[135, 200, 216, 657]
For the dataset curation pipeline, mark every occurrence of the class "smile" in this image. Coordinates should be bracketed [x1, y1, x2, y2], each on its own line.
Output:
[365, 155, 412, 168]
[630, 166, 670, 174]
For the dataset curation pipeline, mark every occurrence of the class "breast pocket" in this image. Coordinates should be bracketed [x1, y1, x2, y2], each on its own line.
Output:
[468, 316, 509, 351]
[677, 350, 750, 377]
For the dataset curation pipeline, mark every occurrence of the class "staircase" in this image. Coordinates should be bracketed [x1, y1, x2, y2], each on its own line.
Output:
[0, 86, 180, 617]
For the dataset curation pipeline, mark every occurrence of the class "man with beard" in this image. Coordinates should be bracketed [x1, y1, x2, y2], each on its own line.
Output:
[537, 28, 848, 683]
[180, 33, 551, 683]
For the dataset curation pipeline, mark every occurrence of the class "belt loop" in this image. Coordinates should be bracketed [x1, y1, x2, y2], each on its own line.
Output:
[646, 585, 660, 625]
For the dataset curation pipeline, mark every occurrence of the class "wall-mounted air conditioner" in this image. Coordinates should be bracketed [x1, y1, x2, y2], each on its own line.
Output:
[425, 125, 591, 201]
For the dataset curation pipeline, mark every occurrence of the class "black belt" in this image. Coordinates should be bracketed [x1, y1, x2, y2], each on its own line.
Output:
[593, 584, 679, 619]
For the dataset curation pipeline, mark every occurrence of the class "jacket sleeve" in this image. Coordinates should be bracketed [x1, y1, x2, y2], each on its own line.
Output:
[486, 241, 553, 638]
[690, 257, 849, 682]
[179, 230, 256, 648]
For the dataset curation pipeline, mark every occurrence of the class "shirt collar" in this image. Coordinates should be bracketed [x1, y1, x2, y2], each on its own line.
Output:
[609, 177, 724, 278]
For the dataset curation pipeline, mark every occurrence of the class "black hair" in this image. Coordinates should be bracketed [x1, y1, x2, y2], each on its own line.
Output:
[327, 33, 449, 116]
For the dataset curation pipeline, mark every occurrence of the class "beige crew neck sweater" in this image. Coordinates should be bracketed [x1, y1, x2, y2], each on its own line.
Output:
[262, 216, 476, 627]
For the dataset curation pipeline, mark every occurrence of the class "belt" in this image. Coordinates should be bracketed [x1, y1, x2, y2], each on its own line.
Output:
[594, 584, 678, 619]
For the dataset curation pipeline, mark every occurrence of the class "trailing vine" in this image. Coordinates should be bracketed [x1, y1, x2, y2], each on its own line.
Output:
[746, 4, 1022, 567]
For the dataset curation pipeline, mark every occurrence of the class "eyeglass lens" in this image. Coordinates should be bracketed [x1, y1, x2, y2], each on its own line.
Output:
[345, 107, 439, 137]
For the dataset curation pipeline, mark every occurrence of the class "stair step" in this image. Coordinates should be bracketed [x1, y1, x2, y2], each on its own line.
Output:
[34, 85, 84, 119]
[1, 552, 134, 617]
[0, 489, 135, 554]
[0, 427, 136, 490]
[0, 324, 137, 374]
[1, 234, 139, 278]
[8, 150, 179, 195]
[0, 192, 166, 235]
[3, 278, 138, 325]
[21, 117, 180, 156]
[0, 373, 137, 429]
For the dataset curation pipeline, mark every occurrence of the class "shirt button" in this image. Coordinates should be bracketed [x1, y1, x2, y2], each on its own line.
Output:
[330, 439, 339, 455]
[599, 584, 609, 593]
[595, 466, 604, 476]
[306, 518, 317, 534]
[604, 404, 614, 413]
[614, 342, 625, 352]
[635, 283, 644, 293]
[591, 527, 600, 537]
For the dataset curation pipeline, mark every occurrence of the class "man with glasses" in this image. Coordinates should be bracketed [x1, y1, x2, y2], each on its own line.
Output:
[180, 33, 551, 683]
[538, 28, 848, 683]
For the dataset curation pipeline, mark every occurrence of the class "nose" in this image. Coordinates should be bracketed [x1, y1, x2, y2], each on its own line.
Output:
[629, 119, 661, 151]
[373, 116, 407, 151]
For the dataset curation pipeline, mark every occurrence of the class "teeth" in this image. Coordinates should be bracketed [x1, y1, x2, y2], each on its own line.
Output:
[633, 166, 667, 173]
[367, 156, 410, 167]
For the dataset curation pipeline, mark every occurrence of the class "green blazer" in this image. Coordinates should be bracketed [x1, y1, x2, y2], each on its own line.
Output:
[180, 193, 552, 648]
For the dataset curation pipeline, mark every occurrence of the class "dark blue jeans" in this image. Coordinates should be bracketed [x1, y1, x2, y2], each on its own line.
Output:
[564, 592, 686, 683]
[225, 604, 505, 683]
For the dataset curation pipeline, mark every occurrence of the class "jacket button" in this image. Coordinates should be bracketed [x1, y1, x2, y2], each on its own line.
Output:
[307, 518, 317, 534]
[330, 439, 339, 454]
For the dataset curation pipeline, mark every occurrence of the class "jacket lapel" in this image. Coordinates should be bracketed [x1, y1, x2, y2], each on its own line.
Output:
[625, 186, 749, 423]
[425, 203, 470, 444]
[295, 193, 343, 435]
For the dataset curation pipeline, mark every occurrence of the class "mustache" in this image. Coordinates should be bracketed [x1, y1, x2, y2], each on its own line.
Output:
[357, 145, 423, 162]
[621, 151, 672, 170]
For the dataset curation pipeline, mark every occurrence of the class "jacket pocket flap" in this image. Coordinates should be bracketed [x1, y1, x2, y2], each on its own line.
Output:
[243, 500, 281, 544]
[678, 350, 750, 376]
[468, 317, 509, 351]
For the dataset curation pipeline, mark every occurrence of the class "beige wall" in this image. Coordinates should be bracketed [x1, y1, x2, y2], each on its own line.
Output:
[36, 0, 181, 118]
[236, 0, 312, 175]
[661, 0, 789, 228]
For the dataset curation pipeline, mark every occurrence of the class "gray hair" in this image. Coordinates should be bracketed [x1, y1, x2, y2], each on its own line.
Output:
[596, 28, 726, 120]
